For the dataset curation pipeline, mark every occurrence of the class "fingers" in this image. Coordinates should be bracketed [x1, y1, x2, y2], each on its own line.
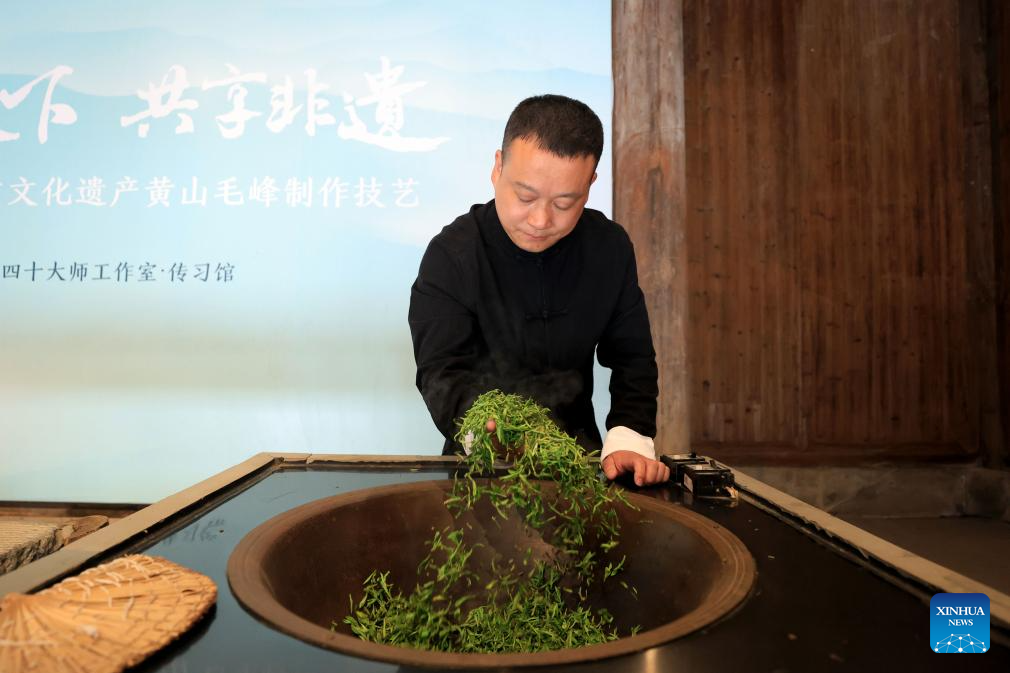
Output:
[602, 455, 618, 480]
[603, 450, 671, 487]
[602, 450, 647, 483]
[485, 418, 507, 458]
[634, 458, 671, 486]
[630, 452, 654, 485]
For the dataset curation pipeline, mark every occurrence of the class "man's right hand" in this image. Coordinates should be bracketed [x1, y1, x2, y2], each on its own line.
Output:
[462, 419, 501, 455]
[485, 418, 527, 461]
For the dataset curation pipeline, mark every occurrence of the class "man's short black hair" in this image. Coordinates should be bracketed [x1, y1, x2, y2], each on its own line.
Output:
[502, 94, 603, 165]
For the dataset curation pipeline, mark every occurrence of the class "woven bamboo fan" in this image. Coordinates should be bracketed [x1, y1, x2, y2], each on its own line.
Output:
[0, 554, 217, 673]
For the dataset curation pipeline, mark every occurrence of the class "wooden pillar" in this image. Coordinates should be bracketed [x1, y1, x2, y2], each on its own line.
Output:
[612, 0, 689, 454]
[961, 0, 1007, 467]
[990, 0, 1010, 468]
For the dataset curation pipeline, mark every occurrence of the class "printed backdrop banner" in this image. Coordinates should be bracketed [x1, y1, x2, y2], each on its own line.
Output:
[0, 1, 613, 502]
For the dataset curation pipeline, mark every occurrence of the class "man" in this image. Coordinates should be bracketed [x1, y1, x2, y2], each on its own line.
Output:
[409, 94, 670, 486]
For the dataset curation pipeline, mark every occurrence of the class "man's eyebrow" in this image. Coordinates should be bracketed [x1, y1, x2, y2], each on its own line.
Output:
[513, 180, 581, 199]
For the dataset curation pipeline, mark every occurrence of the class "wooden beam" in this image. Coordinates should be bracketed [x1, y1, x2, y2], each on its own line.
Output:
[613, 0, 689, 454]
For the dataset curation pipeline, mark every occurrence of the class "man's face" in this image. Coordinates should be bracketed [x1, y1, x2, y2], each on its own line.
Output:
[491, 136, 597, 253]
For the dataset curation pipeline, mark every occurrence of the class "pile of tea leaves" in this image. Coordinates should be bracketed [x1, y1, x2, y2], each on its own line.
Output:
[341, 390, 637, 653]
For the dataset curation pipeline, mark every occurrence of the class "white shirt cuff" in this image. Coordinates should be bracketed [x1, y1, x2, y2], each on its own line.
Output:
[600, 425, 656, 463]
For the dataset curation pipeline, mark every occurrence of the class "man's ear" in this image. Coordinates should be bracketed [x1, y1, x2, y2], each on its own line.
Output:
[491, 149, 503, 187]
[591, 172, 598, 186]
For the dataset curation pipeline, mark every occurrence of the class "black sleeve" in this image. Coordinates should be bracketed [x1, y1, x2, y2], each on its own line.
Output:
[595, 239, 659, 438]
[408, 240, 484, 447]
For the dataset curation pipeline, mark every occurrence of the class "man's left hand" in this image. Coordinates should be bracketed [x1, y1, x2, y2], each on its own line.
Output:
[601, 450, 670, 486]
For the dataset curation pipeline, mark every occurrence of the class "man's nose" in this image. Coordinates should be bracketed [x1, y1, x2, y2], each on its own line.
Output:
[527, 202, 551, 230]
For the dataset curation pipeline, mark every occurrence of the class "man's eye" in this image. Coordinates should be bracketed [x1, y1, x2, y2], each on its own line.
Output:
[519, 196, 535, 204]
[554, 202, 572, 211]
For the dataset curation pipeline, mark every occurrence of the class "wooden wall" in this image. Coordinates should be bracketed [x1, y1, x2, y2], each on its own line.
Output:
[615, 0, 1008, 464]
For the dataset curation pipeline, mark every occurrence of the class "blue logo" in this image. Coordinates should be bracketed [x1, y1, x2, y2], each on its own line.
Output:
[931, 593, 989, 653]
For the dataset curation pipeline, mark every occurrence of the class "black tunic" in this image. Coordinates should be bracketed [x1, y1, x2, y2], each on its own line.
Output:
[408, 200, 658, 455]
